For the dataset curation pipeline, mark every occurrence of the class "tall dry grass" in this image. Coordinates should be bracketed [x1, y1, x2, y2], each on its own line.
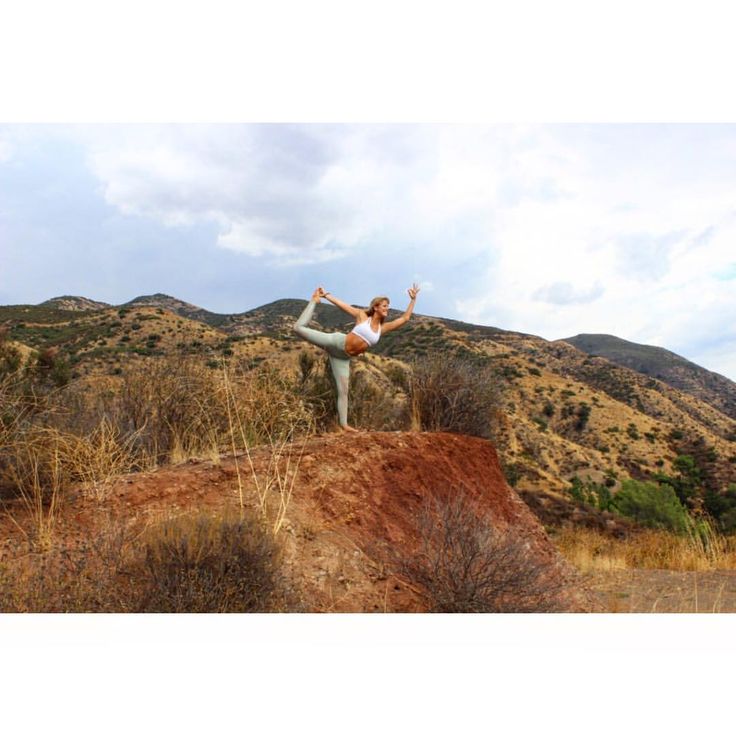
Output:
[2, 354, 315, 546]
[553, 521, 736, 573]
[221, 361, 312, 534]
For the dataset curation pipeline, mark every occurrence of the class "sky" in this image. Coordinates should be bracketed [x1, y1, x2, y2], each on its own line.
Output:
[1, 123, 735, 380]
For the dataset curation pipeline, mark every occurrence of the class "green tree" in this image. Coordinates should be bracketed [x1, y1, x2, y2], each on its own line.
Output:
[653, 454, 702, 507]
[611, 479, 690, 534]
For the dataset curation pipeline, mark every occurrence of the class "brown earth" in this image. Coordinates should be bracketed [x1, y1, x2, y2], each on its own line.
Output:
[0, 432, 598, 612]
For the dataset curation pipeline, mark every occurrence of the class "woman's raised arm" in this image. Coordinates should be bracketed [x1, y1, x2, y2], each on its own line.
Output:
[382, 283, 421, 334]
[320, 289, 362, 319]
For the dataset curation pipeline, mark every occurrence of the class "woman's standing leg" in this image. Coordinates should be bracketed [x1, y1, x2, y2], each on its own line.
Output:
[327, 355, 351, 428]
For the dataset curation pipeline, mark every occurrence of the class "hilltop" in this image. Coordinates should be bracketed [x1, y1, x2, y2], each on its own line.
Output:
[122, 293, 232, 328]
[40, 295, 112, 311]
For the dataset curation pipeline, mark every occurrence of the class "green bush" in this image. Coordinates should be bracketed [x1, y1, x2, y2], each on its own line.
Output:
[653, 454, 703, 507]
[703, 485, 736, 533]
[611, 479, 691, 533]
[575, 403, 591, 431]
[566, 476, 613, 511]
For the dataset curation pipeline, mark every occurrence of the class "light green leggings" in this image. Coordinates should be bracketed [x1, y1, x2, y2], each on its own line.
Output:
[294, 300, 352, 427]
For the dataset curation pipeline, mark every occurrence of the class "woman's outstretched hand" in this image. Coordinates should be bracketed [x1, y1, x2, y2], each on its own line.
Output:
[408, 283, 421, 300]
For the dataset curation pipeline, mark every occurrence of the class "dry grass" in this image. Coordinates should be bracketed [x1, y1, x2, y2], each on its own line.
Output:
[1, 419, 138, 545]
[552, 523, 736, 573]
[408, 353, 504, 439]
[3, 427, 68, 548]
[0, 510, 298, 612]
[1, 355, 315, 546]
[63, 418, 139, 500]
[0, 514, 140, 612]
[221, 362, 312, 534]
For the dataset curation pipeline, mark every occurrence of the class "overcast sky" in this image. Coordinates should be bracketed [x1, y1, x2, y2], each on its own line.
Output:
[1, 123, 735, 380]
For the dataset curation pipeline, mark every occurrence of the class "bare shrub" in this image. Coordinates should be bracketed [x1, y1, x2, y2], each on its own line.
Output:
[408, 354, 504, 439]
[116, 356, 224, 465]
[134, 512, 292, 612]
[390, 492, 566, 612]
[62, 418, 139, 500]
[348, 366, 408, 431]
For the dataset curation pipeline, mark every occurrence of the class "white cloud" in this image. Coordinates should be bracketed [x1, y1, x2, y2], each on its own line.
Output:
[78, 125, 532, 265]
[47, 123, 736, 378]
[533, 281, 604, 305]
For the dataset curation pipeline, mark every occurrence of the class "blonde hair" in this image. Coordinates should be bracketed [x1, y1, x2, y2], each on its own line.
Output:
[366, 295, 390, 322]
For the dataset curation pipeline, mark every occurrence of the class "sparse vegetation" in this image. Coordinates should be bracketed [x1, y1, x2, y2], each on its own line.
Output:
[0, 511, 296, 612]
[408, 354, 503, 439]
[388, 493, 566, 612]
[4, 295, 736, 612]
[134, 512, 291, 613]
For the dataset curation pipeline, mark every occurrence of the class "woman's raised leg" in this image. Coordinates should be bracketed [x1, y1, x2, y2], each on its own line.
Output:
[295, 296, 356, 429]
[294, 299, 337, 350]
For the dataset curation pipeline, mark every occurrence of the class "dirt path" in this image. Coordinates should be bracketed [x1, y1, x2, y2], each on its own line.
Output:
[585, 569, 736, 613]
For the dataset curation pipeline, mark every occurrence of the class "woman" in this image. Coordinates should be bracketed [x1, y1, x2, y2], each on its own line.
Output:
[294, 283, 420, 431]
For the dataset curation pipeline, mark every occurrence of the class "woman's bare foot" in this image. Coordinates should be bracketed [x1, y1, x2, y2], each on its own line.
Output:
[339, 424, 360, 433]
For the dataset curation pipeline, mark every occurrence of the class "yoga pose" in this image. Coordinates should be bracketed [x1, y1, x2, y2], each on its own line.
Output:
[294, 283, 420, 431]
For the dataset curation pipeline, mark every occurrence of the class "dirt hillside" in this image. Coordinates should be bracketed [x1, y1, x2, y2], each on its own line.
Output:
[2, 432, 599, 612]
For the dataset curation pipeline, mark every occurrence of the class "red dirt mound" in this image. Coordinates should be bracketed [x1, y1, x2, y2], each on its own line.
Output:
[1, 432, 598, 612]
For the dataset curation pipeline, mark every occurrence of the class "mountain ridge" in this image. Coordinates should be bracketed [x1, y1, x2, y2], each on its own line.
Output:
[563, 333, 736, 422]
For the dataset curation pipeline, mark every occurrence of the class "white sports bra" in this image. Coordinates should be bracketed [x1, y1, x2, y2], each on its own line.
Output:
[350, 318, 381, 346]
